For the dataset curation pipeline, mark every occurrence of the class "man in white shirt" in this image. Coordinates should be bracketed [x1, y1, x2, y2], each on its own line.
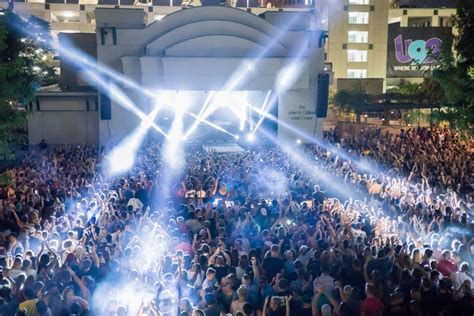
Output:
[313, 264, 335, 295]
[9, 257, 24, 280]
[296, 245, 313, 267]
[127, 197, 143, 212]
[451, 262, 473, 290]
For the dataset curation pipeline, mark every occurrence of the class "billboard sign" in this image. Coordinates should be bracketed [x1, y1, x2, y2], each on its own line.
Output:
[398, 0, 458, 8]
[387, 23, 452, 78]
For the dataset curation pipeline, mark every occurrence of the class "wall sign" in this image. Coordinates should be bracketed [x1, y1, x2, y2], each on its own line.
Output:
[387, 23, 452, 78]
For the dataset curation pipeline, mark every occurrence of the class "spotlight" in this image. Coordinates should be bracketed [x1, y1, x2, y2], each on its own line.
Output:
[247, 134, 255, 142]
[234, 135, 240, 140]
[296, 139, 302, 145]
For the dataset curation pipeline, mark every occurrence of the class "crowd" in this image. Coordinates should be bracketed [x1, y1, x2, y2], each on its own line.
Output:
[0, 126, 472, 316]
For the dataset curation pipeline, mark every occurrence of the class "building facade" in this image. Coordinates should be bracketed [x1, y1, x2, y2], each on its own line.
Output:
[22, 6, 327, 145]
[2, 0, 459, 93]
[326, 0, 389, 90]
[324, 0, 457, 91]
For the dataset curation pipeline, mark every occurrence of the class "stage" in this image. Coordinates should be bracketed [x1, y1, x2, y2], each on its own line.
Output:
[28, 7, 327, 146]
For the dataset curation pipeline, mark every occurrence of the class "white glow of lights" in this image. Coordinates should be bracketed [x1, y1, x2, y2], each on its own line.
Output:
[106, 105, 161, 176]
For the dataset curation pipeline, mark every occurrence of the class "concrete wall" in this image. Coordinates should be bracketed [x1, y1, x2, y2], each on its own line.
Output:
[58, 33, 97, 91]
[28, 96, 99, 144]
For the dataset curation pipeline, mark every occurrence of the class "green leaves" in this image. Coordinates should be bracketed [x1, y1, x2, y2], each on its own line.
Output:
[0, 10, 57, 160]
[333, 88, 368, 110]
[425, 0, 474, 135]
[0, 170, 13, 186]
[0, 21, 6, 53]
[387, 81, 421, 96]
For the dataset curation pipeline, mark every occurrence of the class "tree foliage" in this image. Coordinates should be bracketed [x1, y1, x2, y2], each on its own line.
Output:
[333, 84, 371, 123]
[0, 10, 56, 160]
[387, 81, 421, 96]
[428, 0, 474, 134]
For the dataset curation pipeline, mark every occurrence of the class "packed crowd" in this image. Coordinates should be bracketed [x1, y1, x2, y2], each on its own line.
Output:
[0, 126, 472, 316]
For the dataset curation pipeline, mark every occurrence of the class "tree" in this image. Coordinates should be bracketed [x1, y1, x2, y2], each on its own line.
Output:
[387, 81, 421, 96]
[404, 109, 426, 127]
[419, 77, 445, 102]
[427, 0, 474, 134]
[0, 10, 56, 160]
[333, 85, 370, 123]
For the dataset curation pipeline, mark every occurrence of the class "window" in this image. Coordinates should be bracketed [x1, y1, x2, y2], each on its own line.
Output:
[349, 0, 369, 4]
[348, 31, 368, 43]
[347, 50, 368, 62]
[86, 11, 95, 24]
[408, 17, 431, 27]
[324, 62, 333, 71]
[439, 17, 453, 27]
[51, 11, 80, 23]
[347, 69, 367, 78]
[348, 12, 369, 24]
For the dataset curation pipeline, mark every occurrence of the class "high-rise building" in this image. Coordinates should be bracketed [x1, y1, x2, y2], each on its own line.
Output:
[323, 0, 457, 91]
[326, 0, 389, 90]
